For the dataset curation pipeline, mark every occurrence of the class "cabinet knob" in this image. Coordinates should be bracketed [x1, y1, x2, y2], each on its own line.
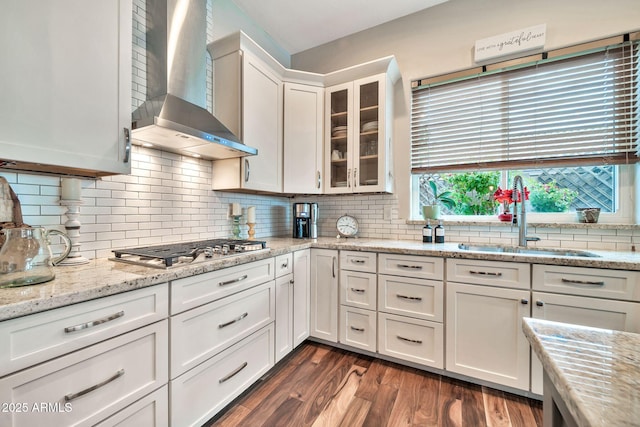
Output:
[520, 299, 529, 305]
[536, 300, 544, 307]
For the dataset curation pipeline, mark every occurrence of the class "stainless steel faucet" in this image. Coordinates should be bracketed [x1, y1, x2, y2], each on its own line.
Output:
[512, 175, 540, 247]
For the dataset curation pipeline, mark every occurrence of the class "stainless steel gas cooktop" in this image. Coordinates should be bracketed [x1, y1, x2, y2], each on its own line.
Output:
[110, 239, 267, 269]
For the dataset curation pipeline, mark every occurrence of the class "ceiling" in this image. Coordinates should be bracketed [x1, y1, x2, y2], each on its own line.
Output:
[230, 0, 449, 54]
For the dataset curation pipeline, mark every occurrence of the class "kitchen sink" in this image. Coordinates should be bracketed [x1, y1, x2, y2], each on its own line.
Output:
[457, 243, 601, 258]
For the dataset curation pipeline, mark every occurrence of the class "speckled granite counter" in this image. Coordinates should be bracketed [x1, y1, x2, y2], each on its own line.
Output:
[523, 318, 640, 427]
[2, 236, 640, 322]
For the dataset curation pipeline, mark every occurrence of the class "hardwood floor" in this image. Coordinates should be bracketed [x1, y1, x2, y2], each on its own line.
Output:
[206, 342, 543, 427]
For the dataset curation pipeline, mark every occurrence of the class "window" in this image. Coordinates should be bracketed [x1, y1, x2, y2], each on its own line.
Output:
[410, 34, 639, 222]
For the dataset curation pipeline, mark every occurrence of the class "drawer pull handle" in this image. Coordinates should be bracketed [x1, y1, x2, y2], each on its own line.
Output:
[397, 264, 422, 270]
[350, 326, 365, 332]
[351, 259, 366, 264]
[561, 278, 605, 286]
[469, 270, 502, 277]
[397, 335, 422, 344]
[64, 369, 125, 402]
[219, 275, 248, 286]
[219, 362, 248, 384]
[397, 294, 422, 301]
[64, 311, 125, 333]
[350, 288, 366, 294]
[219, 312, 248, 329]
[281, 260, 289, 269]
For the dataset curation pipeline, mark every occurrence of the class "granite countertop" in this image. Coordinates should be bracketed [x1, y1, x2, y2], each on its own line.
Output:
[523, 318, 640, 427]
[2, 236, 640, 322]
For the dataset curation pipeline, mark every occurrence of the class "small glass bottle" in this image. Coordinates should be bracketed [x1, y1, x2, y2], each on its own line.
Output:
[422, 219, 432, 243]
[435, 220, 445, 243]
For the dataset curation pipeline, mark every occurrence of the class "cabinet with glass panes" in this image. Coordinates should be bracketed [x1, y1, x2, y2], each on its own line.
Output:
[325, 65, 398, 194]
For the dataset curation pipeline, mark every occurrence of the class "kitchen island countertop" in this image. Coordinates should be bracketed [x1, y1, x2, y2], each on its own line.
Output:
[523, 318, 640, 427]
[2, 236, 640, 321]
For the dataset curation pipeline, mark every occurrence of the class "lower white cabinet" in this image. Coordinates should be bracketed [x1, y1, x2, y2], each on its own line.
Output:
[96, 385, 168, 427]
[378, 312, 443, 368]
[170, 281, 275, 378]
[0, 321, 168, 427]
[170, 325, 274, 427]
[378, 274, 443, 322]
[446, 282, 531, 391]
[275, 273, 294, 362]
[340, 306, 377, 352]
[310, 249, 339, 342]
[293, 250, 311, 348]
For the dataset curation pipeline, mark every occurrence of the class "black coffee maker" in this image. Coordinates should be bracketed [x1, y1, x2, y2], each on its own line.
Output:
[293, 203, 318, 239]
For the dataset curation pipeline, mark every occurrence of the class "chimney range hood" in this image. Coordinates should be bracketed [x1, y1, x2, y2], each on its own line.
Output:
[131, 0, 257, 159]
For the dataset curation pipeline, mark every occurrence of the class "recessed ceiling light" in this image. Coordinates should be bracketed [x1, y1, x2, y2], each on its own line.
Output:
[191, 153, 201, 158]
[142, 142, 154, 147]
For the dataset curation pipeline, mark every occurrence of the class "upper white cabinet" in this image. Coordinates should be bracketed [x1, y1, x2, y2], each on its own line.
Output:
[325, 68, 398, 194]
[210, 34, 284, 193]
[0, 0, 132, 177]
[283, 82, 324, 194]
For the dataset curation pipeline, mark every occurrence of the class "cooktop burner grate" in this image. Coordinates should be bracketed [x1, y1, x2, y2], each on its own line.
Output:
[111, 239, 267, 268]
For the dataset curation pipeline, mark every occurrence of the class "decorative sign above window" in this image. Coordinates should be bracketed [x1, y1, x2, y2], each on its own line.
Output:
[474, 24, 546, 62]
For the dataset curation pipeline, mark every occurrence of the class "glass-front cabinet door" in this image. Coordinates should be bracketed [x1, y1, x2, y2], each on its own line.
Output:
[325, 73, 390, 194]
[327, 83, 353, 192]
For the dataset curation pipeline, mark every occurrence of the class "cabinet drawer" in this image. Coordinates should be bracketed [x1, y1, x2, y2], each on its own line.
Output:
[340, 251, 377, 273]
[532, 264, 640, 301]
[171, 258, 274, 314]
[340, 270, 377, 309]
[275, 253, 293, 278]
[171, 281, 275, 378]
[0, 321, 168, 427]
[96, 385, 168, 427]
[378, 274, 443, 322]
[339, 306, 376, 352]
[378, 253, 443, 280]
[447, 259, 530, 290]
[0, 284, 169, 377]
[378, 312, 443, 368]
[170, 324, 274, 427]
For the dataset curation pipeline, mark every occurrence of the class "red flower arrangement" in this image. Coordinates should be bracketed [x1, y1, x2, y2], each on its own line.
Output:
[493, 187, 529, 222]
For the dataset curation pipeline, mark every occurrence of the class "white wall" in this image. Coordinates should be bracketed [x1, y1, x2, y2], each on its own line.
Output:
[291, 0, 640, 220]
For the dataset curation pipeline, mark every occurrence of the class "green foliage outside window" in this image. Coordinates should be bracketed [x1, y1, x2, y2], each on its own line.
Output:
[444, 171, 500, 215]
[528, 181, 578, 212]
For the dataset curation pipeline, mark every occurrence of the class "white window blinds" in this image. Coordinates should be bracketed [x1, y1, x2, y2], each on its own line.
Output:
[411, 38, 639, 173]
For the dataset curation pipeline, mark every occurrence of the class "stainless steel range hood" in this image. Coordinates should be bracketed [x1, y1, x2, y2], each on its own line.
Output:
[131, 0, 257, 159]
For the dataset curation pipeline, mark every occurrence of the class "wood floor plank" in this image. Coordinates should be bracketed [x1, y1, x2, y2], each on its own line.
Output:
[311, 365, 367, 427]
[206, 403, 251, 427]
[338, 397, 372, 427]
[387, 367, 424, 426]
[291, 351, 356, 402]
[261, 396, 304, 427]
[380, 360, 405, 388]
[481, 387, 512, 427]
[355, 359, 388, 401]
[460, 382, 488, 427]
[361, 384, 399, 427]
[438, 376, 463, 427]
[412, 372, 441, 426]
[505, 395, 542, 427]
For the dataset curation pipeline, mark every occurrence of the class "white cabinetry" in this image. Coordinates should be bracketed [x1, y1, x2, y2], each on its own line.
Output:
[446, 259, 531, 391]
[293, 250, 311, 347]
[310, 249, 339, 342]
[0, 0, 132, 177]
[283, 83, 324, 193]
[169, 257, 276, 425]
[0, 321, 168, 427]
[210, 34, 283, 193]
[0, 285, 169, 427]
[275, 253, 294, 362]
[378, 254, 444, 368]
[339, 251, 377, 352]
[530, 264, 640, 394]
